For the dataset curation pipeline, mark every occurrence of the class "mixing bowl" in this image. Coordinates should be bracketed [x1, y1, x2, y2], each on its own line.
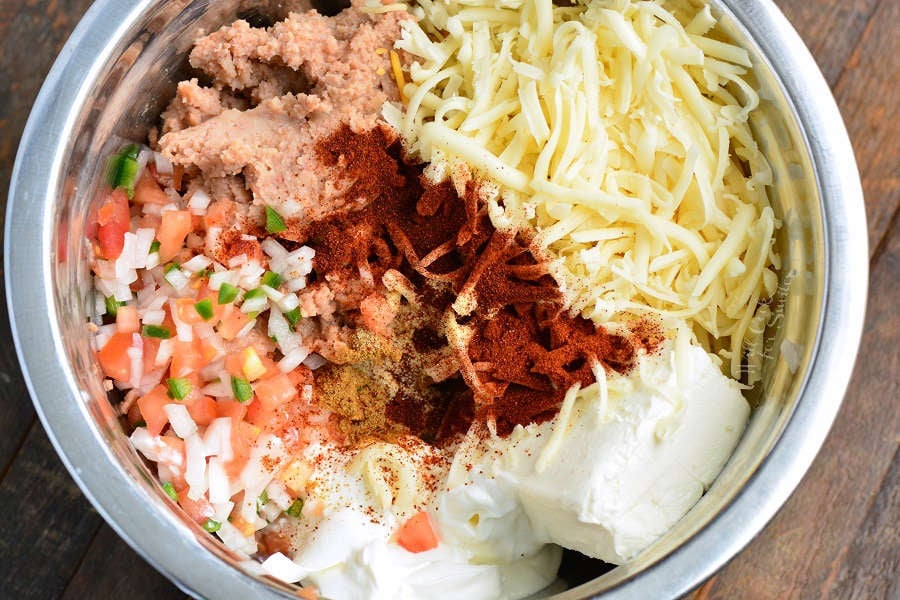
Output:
[5, 0, 867, 598]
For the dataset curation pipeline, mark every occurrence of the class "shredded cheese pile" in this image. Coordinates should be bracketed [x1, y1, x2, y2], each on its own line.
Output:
[384, 0, 780, 383]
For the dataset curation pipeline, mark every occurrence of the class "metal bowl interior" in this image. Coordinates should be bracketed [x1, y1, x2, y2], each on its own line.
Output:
[5, 0, 867, 598]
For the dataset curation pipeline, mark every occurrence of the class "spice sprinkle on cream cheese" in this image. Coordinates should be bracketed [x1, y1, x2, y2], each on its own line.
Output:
[89, 1, 776, 598]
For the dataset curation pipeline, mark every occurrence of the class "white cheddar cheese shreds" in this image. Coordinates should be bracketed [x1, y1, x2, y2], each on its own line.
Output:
[387, 0, 779, 383]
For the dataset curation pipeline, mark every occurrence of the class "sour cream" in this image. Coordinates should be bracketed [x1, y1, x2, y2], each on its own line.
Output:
[272, 341, 749, 598]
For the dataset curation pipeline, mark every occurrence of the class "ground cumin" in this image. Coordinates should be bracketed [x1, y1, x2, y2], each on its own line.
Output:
[294, 125, 651, 446]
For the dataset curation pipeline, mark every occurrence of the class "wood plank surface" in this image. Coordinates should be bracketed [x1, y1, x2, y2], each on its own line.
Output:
[0, 0, 94, 477]
[830, 0, 900, 260]
[0, 424, 105, 598]
[0, 1, 896, 599]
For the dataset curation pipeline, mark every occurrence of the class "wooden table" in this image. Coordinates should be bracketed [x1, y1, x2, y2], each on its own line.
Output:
[0, 1, 896, 598]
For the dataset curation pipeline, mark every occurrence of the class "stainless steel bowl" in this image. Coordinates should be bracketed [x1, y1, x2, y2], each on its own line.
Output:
[5, 0, 867, 598]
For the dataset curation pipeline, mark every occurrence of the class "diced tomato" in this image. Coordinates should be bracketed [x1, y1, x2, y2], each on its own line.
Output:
[216, 399, 248, 423]
[225, 422, 257, 477]
[174, 298, 203, 326]
[205, 199, 238, 230]
[198, 337, 220, 363]
[396, 511, 439, 553]
[216, 306, 251, 341]
[157, 210, 193, 262]
[170, 339, 203, 377]
[178, 491, 215, 524]
[97, 331, 133, 381]
[133, 170, 170, 205]
[254, 373, 297, 411]
[188, 286, 225, 326]
[246, 397, 273, 428]
[186, 395, 217, 427]
[224, 352, 245, 378]
[116, 305, 140, 334]
[141, 337, 162, 374]
[259, 353, 280, 375]
[137, 385, 171, 436]
[96, 188, 131, 260]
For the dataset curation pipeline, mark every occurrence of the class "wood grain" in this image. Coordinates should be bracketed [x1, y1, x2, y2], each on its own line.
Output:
[699, 184, 900, 599]
[0, 287, 38, 478]
[830, 447, 899, 600]
[0, 0, 896, 599]
[0, 425, 104, 598]
[62, 525, 187, 600]
[698, 2, 900, 594]
[0, 0, 95, 474]
[829, 0, 900, 259]
[774, 0, 879, 87]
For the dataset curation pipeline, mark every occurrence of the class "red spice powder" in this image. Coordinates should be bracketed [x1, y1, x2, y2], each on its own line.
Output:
[215, 229, 265, 266]
[294, 125, 646, 444]
[468, 304, 638, 435]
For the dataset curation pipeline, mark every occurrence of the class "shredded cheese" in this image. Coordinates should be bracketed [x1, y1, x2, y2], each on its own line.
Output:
[351, 442, 419, 516]
[387, 0, 779, 383]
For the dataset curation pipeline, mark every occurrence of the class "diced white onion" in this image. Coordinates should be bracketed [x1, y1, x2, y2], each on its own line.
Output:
[209, 269, 239, 291]
[302, 353, 328, 371]
[130, 429, 184, 467]
[261, 553, 307, 584]
[241, 294, 268, 314]
[212, 500, 234, 523]
[168, 299, 194, 342]
[227, 255, 248, 268]
[207, 458, 231, 504]
[239, 435, 287, 523]
[134, 228, 156, 259]
[155, 339, 175, 367]
[201, 381, 231, 399]
[216, 521, 257, 555]
[261, 238, 288, 259]
[238, 261, 266, 289]
[279, 347, 310, 373]
[181, 254, 212, 273]
[202, 417, 233, 461]
[127, 334, 144, 389]
[136, 147, 153, 180]
[276, 293, 300, 313]
[184, 433, 208, 500]
[283, 277, 308, 293]
[164, 403, 198, 439]
[164, 268, 190, 292]
[187, 188, 211, 213]
[154, 151, 174, 176]
[264, 480, 293, 511]
[141, 309, 166, 326]
[261, 285, 284, 302]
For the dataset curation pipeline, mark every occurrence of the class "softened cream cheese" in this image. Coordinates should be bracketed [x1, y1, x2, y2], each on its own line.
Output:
[267, 341, 748, 598]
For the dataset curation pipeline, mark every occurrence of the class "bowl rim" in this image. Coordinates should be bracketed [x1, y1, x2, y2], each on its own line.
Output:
[4, 0, 868, 598]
